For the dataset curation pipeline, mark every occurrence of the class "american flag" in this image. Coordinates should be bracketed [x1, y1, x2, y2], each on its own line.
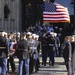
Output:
[43, 2, 70, 23]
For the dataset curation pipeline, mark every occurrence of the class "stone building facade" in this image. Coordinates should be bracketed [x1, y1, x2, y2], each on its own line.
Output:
[0, 0, 22, 33]
[0, 0, 43, 32]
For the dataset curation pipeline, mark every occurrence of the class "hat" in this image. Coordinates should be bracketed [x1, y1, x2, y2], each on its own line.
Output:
[50, 32, 54, 35]
[32, 34, 36, 37]
[1, 31, 7, 36]
[35, 35, 39, 38]
[26, 32, 32, 35]
[17, 32, 20, 35]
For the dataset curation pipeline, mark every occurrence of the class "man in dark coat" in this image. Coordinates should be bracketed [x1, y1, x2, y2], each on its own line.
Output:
[47, 32, 55, 66]
[40, 32, 48, 66]
[0, 31, 9, 75]
[16, 32, 29, 75]
[70, 36, 75, 75]
[63, 36, 72, 75]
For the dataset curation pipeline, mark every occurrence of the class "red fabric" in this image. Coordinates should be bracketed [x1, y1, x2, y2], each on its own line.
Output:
[13, 43, 17, 49]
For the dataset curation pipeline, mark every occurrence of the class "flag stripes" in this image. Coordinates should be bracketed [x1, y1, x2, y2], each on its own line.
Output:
[43, 2, 70, 23]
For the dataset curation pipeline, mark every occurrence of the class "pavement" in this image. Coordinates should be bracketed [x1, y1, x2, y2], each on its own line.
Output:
[7, 57, 67, 75]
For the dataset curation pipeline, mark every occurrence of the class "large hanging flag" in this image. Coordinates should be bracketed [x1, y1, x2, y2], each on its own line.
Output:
[43, 2, 70, 23]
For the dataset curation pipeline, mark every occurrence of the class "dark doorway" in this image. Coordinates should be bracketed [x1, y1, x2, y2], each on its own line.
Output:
[21, 0, 43, 31]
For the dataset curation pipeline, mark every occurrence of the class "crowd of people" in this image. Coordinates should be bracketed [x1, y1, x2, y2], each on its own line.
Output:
[0, 31, 41, 75]
[62, 35, 75, 75]
[0, 23, 74, 75]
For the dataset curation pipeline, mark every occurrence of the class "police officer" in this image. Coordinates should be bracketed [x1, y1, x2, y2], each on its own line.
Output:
[47, 32, 55, 66]
[16, 32, 29, 75]
[0, 31, 9, 75]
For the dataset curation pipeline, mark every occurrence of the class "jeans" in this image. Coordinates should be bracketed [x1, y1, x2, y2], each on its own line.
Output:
[19, 59, 29, 75]
[0, 58, 7, 75]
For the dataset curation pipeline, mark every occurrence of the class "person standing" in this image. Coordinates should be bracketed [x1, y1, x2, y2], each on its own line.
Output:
[32, 34, 40, 73]
[71, 36, 75, 75]
[26, 32, 36, 74]
[63, 36, 72, 75]
[7, 35, 16, 73]
[16, 32, 29, 75]
[54, 33, 60, 57]
[0, 31, 9, 75]
[40, 32, 48, 66]
[47, 32, 55, 66]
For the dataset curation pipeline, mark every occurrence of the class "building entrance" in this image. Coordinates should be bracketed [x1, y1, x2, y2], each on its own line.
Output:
[21, 0, 43, 31]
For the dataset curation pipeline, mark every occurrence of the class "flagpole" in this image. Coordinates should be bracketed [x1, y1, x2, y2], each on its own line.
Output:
[74, 0, 75, 34]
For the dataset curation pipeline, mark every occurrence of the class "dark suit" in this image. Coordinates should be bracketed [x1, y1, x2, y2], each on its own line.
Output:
[16, 39, 29, 59]
[71, 42, 75, 74]
[16, 39, 29, 75]
[40, 34, 48, 66]
[63, 41, 72, 72]
[0, 36, 9, 58]
[47, 35, 55, 66]
[0, 36, 9, 75]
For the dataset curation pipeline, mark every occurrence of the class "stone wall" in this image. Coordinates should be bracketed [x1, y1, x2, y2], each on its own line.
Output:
[0, 0, 21, 33]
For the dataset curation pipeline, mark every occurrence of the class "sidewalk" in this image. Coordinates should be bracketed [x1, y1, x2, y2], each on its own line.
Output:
[7, 57, 67, 75]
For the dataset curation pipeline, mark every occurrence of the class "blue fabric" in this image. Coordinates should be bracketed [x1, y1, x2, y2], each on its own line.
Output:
[19, 59, 29, 75]
[0, 58, 7, 75]
[0, 66, 2, 74]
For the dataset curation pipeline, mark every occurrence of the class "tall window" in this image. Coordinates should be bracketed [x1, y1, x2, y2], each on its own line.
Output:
[4, 4, 10, 19]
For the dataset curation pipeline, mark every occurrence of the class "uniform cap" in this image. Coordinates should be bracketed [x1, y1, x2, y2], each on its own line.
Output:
[50, 32, 54, 35]
[26, 32, 32, 35]
[32, 34, 36, 37]
[35, 35, 39, 38]
[17, 32, 20, 35]
[1, 31, 7, 36]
